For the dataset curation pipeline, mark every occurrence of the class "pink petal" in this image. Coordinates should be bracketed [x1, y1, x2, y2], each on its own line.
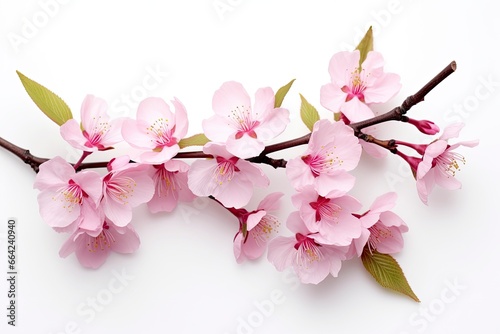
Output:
[434, 170, 462, 190]
[440, 123, 464, 141]
[247, 211, 267, 230]
[212, 81, 252, 117]
[102, 197, 133, 227]
[137, 97, 174, 126]
[267, 236, 296, 271]
[137, 145, 180, 164]
[255, 107, 290, 139]
[315, 172, 356, 198]
[286, 157, 315, 191]
[172, 98, 189, 140]
[233, 233, 244, 263]
[360, 51, 385, 80]
[226, 133, 264, 159]
[187, 159, 219, 197]
[320, 82, 348, 113]
[72, 170, 103, 205]
[328, 51, 360, 86]
[286, 211, 312, 235]
[121, 118, 157, 149]
[257, 192, 284, 211]
[34, 156, 74, 190]
[202, 115, 238, 142]
[37, 190, 80, 228]
[60, 119, 92, 151]
[363, 73, 401, 104]
[341, 98, 375, 122]
[80, 95, 109, 130]
[202, 142, 233, 159]
[294, 252, 331, 284]
[110, 224, 141, 253]
[213, 175, 254, 208]
[369, 192, 397, 214]
[252, 87, 275, 120]
[235, 160, 269, 188]
[241, 228, 267, 260]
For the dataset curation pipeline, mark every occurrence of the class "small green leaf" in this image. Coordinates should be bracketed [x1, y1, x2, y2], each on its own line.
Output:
[355, 26, 373, 66]
[178, 133, 210, 149]
[299, 94, 320, 132]
[274, 79, 295, 108]
[16, 71, 73, 126]
[361, 248, 420, 302]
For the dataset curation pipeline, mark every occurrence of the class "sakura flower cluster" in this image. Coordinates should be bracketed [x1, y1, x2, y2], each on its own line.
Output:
[28, 45, 477, 293]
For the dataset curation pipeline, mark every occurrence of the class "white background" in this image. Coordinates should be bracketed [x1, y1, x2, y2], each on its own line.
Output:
[0, 1, 498, 333]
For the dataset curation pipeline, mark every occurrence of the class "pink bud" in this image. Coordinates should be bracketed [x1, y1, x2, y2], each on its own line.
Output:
[407, 118, 440, 135]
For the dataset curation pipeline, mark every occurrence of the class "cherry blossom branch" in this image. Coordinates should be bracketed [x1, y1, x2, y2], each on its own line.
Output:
[350, 61, 457, 135]
[0, 61, 456, 173]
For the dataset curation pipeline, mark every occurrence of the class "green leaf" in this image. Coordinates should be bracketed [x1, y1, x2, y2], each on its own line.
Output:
[355, 26, 373, 66]
[16, 71, 73, 126]
[299, 94, 320, 132]
[361, 248, 420, 302]
[274, 79, 295, 108]
[178, 133, 210, 149]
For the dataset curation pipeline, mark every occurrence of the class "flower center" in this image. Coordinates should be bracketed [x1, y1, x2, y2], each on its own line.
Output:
[294, 233, 323, 266]
[309, 196, 342, 223]
[153, 166, 181, 197]
[302, 148, 342, 177]
[227, 105, 260, 139]
[368, 222, 392, 252]
[435, 150, 466, 178]
[213, 156, 240, 185]
[86, 222, 115, 252]
[54, 179, 86, 213]
[83, 115, 110, 148]
[249, 215, 280, 246]
[342, 69, 367, 102]
[105, 176, 137, 205]
[147, 118, 177, 149]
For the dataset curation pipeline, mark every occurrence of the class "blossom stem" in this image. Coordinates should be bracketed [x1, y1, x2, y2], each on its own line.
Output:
[0, 61, 457, 173]
[73, 151, 92, 171]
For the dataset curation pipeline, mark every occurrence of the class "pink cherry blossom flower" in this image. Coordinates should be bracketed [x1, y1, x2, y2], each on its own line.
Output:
[60, 95, 123, 152]
[291, 186, 362, 246]
[202, 81, 290, 159]
[232, 192, 283, 263]
[348, 192, 408, 259]
[187, 142, 269, 208]
[320, 50, 401, 122]
[147, 160, 195, 213]
[286, 119, 361, 197]
[59, 220, 140, 269]
[122, 97, 188, 164]
[267, 212, 347, 284]
[101, 156, 155, 226]
[416, 123, 479, 204]
[33, 156, 102, 232]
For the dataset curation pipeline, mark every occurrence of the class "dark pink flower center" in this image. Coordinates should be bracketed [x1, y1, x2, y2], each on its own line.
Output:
[294, 233, 323, 264]
[309, 196, 341, 223]
[213, 156, 240, 185]
[153, 166, 181, 198]
[86, 222, 115, 252]
[228, 105, 260, 139]
[368, 222, 392, 252]
[341, 70, 366, 102]
[147, 118, 178, 150]
[83, 115, 110, 149]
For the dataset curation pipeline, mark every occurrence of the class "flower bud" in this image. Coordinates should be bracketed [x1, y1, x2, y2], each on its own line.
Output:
[407, 118, 440, 135]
